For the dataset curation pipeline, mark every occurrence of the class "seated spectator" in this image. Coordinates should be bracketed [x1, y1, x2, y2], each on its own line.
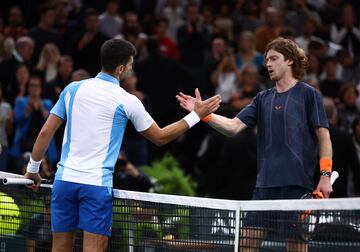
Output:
[0, 85, 13, 171]
[9, 75, 58, 167]
[153, 17, 179, 60]
[3, 5, 28, 40]
[113, 152, 153, 192]
[337, 84, 359, 134]
[98, 0, 123, 38]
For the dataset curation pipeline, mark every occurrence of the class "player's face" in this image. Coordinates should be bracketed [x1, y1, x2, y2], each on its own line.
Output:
[119, 56, 134, 80]
[265, 49, 292, 81]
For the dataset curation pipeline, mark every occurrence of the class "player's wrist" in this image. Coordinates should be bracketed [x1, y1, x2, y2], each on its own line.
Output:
[183, 111, 200, 128]
[26, 157, 42, 174]
[201, 113, 213, 123]
[319, 157, 332, 175]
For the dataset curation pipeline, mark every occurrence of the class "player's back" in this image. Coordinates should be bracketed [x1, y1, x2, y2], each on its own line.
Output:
[52, 73, 135, 186]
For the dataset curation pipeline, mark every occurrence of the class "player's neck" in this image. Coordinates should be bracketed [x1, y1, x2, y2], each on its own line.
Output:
[101, 70, 120, 81]
[275, 76, 298, 93]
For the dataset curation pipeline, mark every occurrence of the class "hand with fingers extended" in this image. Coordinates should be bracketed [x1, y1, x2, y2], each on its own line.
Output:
[176, 88, 221, 116]
[24, 172, 42, 192]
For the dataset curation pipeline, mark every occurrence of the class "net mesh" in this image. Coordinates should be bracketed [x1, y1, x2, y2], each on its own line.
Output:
[1, 183, 360, 252]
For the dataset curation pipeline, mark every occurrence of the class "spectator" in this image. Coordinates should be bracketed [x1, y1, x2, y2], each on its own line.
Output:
[319, 57, 343, 99]
[254, 7, 280, 53]
[0, 36, 34, 92]
[323, 97, 360, 197]
[232, 1, 262, 36]
[295, 18, 319, 54]
[230, 64, 263, 111]
[210, 53, 241, 104]
[121, 73, 150, 166]
[330, 4, 360, 57]
[0, 86, 13, 171]
[27, 4, 63, 64]
[98, 0, 123, 38]
[177, 3, 210, 68]
[24, 197, 52, 252]
[214, 4, 234, 43]
[235, 31, 264, 71]
[351, 117, 360, 196]
[6, 63, 30, 107]
[117, 12, 148, 62]
[337, 49, 360, 84]
[9, 75, 58, 166]
[202, 37, 228, 97]
[35, 43, 61, 83]
[71, 68, 90, 81]
[73, 8, 109, 76]
[3, 6, 27, 40]
[304, 54, 321, 86]
[43, 55, 73, 104]
[153, 17, 179, 60]
[113, 151, 153, 192]
[161, 0, 184, 43]
[337, 84, 359, 134]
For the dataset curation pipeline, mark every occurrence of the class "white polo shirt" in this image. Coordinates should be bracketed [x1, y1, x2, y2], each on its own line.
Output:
[50, 72, 154, 187]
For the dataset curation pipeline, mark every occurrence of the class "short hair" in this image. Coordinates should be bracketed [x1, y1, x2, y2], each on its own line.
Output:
[84, 8, 98, 18]
[39, 4, 55, 16]
[265, 37, 309, 80]
[100, 39, 136, 73]
[15, 36, 34, 49]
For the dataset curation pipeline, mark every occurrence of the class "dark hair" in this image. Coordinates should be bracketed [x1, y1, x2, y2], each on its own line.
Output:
[39, 4, 55, 16]
[265, 37, 309, 80]
[84, 8, 98, 18]
[100, 39, 136, 73]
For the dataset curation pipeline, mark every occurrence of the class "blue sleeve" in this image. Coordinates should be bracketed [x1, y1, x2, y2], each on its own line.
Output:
[50, 89, 67, 120]
[309, 89, 329, 129]
[236, 93, 259, 128]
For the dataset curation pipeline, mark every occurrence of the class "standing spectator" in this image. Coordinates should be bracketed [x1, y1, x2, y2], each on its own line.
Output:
[177, 3, 209, 69]
[330, 4, 360, 57]
[161, 0, 184, 43]
[121, 73, 150, 166]
[254, 7, 280, 53]
[235, 31, 264, 71]
[202, 37, 228, 97]
[73, 8, 109, 76]
[98, 0, 123, 38]
[9, 75, 57, 166]
[337, 49, 360, 84]
[153, 17, 180, 60]
[0, 36, 34, 92]
[0, 86, 13, 171]
[27, 4, 63, 64]
[319, 57, 343, 99]
[295, 18, 319, 54]
[35, 43, 61, 83]
[214, 4, 234, 43]
[3, 6, 27, 40]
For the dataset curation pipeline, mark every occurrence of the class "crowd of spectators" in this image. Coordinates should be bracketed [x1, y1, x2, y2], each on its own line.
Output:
[0, 0, 359, 199]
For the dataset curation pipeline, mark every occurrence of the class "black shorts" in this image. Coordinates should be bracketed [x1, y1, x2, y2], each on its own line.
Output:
[243, 186, 311, 240]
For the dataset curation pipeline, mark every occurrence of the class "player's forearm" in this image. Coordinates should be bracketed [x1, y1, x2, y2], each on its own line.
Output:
[156, 120, 190, 146]
[316, 128, 333, 158]
[208, 114, 246, 137]
[31, 128, 55, 161]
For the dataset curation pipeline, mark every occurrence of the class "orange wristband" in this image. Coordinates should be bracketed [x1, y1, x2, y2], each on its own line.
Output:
[320, 157, 332, 172]
[201, 114, 212, 123]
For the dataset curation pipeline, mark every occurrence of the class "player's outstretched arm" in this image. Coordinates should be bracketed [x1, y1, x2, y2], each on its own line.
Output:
[141, 91, 221, 146]
[176, 89, 247, 137]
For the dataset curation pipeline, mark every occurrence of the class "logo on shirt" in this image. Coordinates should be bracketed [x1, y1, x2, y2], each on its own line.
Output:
[274, 105, 281, 110]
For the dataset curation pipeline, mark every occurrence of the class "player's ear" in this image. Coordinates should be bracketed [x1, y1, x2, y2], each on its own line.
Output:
[287, 59, 294, 66]
[116, 64, 125, 75]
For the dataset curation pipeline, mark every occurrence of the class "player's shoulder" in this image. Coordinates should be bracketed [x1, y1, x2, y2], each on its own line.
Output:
[296, 81, 318, 93]
[256, 87, 275, 99]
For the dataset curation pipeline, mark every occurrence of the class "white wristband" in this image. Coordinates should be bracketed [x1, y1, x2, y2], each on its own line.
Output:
[26, 157, 42, 174]
[183, 111, 200, 128]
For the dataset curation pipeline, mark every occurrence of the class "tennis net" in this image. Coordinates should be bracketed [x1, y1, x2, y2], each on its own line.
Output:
[0, 183, 360, 252]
